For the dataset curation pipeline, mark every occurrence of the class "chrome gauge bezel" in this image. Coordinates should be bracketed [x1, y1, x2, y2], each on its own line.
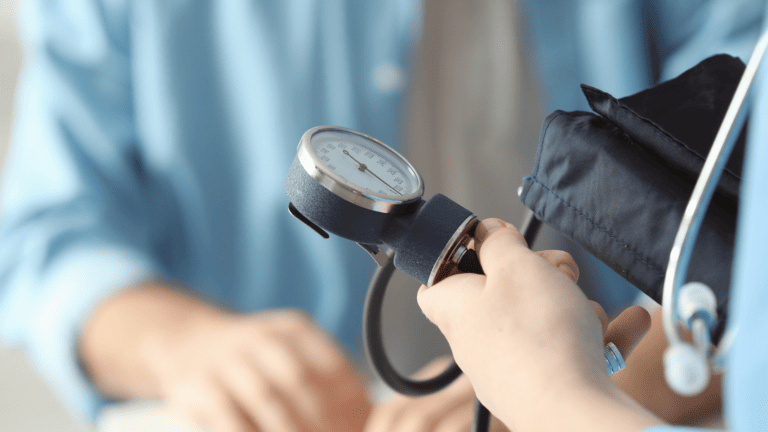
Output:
[296, 126, 425, 214]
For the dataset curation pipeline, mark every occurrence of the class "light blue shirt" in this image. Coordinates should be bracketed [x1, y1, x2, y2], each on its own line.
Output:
[0, 0, 420, 419]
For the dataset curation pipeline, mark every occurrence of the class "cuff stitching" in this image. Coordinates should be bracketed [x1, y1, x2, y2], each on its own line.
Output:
[528, 175, 665, 277]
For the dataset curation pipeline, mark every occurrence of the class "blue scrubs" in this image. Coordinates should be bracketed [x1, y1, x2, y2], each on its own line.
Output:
[0, 0, 420, 419]
[644, 39, 768, 432]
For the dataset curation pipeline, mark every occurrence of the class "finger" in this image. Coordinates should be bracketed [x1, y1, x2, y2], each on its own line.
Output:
[283, 325, 369, 404]
[391, 379, 475, 432]
[216, 355, 301, 432]
[417, 273, 483, 335]
[247, 330, 310, 386]
[604, 305, 652, 361]
[369, 371, 473, 432]
[473, 218, 529, 276]
[590, 301, 609, 335]
[365, 400, 403, 432]
[200, 383, 261, 432]
[267, 310, 350, 377]
[278, 323, 372, 430]
[433, 400, 474, 432]
[242, 337, 325, 429]
[536, 250, 579, 283]
[475, 218, 526, 249]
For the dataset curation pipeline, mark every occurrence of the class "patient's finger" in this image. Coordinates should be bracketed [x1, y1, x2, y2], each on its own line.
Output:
[590, 301, 609, 335]
[604, 306, 652, 361]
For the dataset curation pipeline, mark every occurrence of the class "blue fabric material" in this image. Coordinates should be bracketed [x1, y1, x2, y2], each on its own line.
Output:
[644, 5, 768, 431]
[0, 0, 420, 419]
[725, 38, 768, 430]
[642, 50, 768, 431]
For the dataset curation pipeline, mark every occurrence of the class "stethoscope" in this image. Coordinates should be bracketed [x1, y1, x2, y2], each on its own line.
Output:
[661, 30, 768, 396]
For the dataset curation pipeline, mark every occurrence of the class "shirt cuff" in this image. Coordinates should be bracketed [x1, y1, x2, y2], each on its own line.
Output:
[22, 242, 162, 421]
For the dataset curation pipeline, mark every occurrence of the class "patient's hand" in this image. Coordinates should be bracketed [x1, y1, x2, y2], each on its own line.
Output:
[416, 218, 663, 432]
[365, 358, 509, 432]
[612, 307, 724, 425]
[140, 308, 371, 432]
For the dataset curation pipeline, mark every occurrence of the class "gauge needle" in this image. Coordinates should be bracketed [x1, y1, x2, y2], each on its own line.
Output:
[342, 149, 369, 172]
[342, 150, 403, 195]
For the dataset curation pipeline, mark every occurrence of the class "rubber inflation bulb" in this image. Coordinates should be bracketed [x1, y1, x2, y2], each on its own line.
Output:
[664, 343, 710, 396]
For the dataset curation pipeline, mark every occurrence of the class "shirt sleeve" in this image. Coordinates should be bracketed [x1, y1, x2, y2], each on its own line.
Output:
[0, 0, 163, 419]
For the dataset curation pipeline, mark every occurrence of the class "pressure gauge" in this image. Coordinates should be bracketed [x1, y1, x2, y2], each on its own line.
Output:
[296, 126, 424, 213]
[286, 125, 475, 285]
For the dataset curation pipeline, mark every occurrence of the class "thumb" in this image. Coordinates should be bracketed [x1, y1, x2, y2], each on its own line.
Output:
[604, 305, 652, 362]
[417, 273, 484, 336]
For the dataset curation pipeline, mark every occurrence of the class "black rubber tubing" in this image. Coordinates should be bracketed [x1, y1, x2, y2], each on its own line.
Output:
[362, 209, 542, 432]
[362, 257, 463, 395]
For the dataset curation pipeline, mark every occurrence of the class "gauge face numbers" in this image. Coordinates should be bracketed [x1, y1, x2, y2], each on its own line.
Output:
[310, 131, 417, 198]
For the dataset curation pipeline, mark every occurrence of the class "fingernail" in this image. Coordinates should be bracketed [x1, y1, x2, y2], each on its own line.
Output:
[483, 218, 505, 232]
[475, 218, 505, 243]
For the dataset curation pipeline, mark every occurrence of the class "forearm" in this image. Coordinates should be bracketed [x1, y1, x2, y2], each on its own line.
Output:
[78, 281, 231, 399]
[556, 384, 664, 432]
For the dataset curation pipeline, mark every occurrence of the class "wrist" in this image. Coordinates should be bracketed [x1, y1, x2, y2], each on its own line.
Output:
[134, 281, 235, 358]
[80, 281, 234, 398]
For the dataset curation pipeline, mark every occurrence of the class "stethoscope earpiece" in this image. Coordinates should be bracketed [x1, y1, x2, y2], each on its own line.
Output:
[664, 342, 711, 396]
[677, 282, 718, 330]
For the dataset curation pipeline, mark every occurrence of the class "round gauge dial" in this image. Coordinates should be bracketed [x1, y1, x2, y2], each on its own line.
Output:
[310, 130, 417, 198]
[295, 126, 424, 213]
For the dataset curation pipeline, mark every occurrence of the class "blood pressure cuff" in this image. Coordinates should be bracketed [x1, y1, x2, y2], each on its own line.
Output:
[519, 55, 747, 340]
